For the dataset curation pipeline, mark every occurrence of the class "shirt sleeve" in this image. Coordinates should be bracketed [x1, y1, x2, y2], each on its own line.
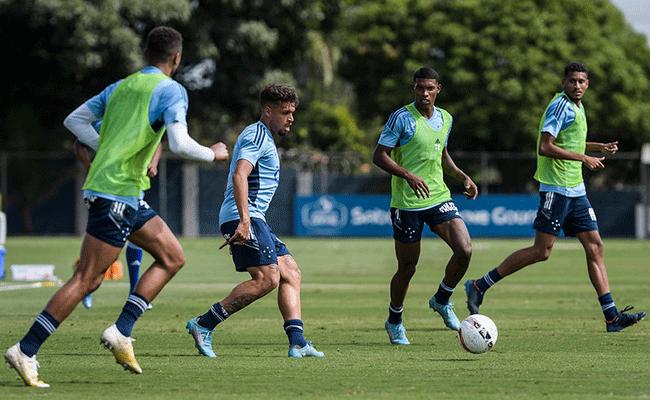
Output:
[237, 131, 264, 166]
[378, 110, 407, 148]
[444, 113, 453, 147]
[541, 97, 575, 137]
[158, 81, 189, 127]
[84, 80, 122, 118]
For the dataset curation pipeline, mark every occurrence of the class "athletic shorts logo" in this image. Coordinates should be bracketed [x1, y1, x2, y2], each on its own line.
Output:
[588, 208, 597, 221]
[438, 202, 458, 213]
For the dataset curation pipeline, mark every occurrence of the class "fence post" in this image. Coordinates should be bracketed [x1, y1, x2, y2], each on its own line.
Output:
[0, 152, 7, 212]
[182, 162, 199, 237]
[75, 164, 87, 235]
[158, 154, 168, 221]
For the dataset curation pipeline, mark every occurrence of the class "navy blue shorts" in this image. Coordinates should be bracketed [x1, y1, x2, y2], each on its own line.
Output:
[532, 192, 598, 236]
[220, 218, 290, 272]
[391, 201, 463, 243]
[85, 197, 137, 248]
[132, 200, 158, 232]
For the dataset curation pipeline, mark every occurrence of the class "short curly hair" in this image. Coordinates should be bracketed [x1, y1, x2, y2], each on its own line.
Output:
[144, 26, 183, 65]
[260, 84, 299, 107]
[564, 62, 588, 78]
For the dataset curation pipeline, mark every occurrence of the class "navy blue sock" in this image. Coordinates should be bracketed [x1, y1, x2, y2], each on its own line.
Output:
[126, 244, 143, 293]
[475, 268, 503, 293]
[598, 292, 619, 322]
[19, 310, 60, 357]
[387, 304, 403, 325]
[284, 319, 307, 347]
[115, 293, 149, 337]
[197, 303, 230, 330]
[434, 281, 455, 305]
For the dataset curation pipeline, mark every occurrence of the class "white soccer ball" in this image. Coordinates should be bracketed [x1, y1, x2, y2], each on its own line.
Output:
[458, 314, 498, 354]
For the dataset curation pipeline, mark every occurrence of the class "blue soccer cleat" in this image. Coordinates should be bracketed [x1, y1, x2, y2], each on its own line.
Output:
[288, 341, 324, 358]
[464, 280, 484, 315]
[82, 294, 93, 309]
[186, 318, 216, 358]
[428, 297, 461, 331]
[385, 320, 410, 345]
[606, 306, 646, 333]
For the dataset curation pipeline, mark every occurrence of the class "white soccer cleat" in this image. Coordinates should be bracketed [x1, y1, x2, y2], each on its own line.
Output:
[4, 343, 50, 388]
[100, 324, 142, 374]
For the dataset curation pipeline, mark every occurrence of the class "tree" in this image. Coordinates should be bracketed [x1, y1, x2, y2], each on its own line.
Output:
[337, 0, 650, 154]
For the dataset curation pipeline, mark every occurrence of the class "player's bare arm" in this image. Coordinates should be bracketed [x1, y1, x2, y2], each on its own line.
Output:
[587, 141, 618, 155]
[539, 133, 604, 170]
[372, 144, 430, 198]
[441, 147, 478, 199]
[73, 140, 94, 172]
[147, 143, 163, 177]
[229, 159, 254, 244]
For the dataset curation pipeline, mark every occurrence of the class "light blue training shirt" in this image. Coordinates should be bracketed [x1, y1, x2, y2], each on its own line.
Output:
[378, 103, 452, 148]
[539, 92, 587, 197]
[82, 66, 189, 209]
[219, 121, 280, 225]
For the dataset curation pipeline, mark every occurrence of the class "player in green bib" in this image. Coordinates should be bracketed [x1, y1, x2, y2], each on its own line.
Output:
[5, 27, 229, 387]
[374, 67, 478, 345]
[464, 62, 645, 332]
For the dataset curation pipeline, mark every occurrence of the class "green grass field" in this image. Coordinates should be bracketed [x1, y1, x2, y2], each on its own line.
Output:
[1, 237, 649, 399]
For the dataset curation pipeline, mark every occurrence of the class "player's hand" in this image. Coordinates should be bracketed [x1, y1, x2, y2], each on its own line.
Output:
[463, 177, 478, 200]
[229, 219, 251, 245]
[601, 141, 618, 155]
[583, 155, 605, 170]
[405, 173, 430, 198]
[211, 142, 229, 161]
[147, 164, 158, 178]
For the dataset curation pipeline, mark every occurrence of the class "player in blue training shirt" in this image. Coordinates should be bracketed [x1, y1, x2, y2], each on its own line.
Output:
[5, 27, 228, 387]
[464, 62, 645, 332]
[186, 84, 324, 359]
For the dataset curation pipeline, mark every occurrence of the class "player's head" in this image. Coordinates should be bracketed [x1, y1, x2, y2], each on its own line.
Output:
[562, 62, 589, 102]
[144, 26, 183, 75]
[413, 67, 442, 108]
[260, 84, 298, 136]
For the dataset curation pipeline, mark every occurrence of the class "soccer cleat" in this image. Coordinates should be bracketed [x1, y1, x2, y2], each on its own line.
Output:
[4, 343, 49, 388]
[147, 303, 153, 310]
[100, 324, 142, 374]
[186, 318, 216, 358]
[429, 297, 461, 331]
[606, 306, 646, 333]
[82, 294, 93, 309]
[288, 341, 325, 358]
[464, 280, 484, 315]
[385, 320, 410, 345]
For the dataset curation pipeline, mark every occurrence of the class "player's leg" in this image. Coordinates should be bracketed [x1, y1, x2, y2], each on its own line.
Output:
[570, 196, 645, 332]
[186, 218, 280, 357]
[277, 253, 324, 358]
[100, 215, 184, 374]
[125, 242, 144, 294]
[428, 217, 471, 330]
[465, 192, 564, 314]
[6, 197, 133, 386]
[385, 208, 423, 344]
[187, 265, 279, 357]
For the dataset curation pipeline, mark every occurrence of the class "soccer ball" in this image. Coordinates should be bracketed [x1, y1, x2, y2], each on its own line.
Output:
[458, 314, 498, 354]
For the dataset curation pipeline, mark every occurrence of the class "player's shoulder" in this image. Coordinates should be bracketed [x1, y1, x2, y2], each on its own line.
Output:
[239, 122, 270, 146]
[156, 78, 187, 99]
[436, 106, 453, 121]
[546, 92, 573, 116]
[385, 105, 412, 130]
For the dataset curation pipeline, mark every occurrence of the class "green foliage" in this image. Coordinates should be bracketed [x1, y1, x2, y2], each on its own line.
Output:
[295, 100, 367, 154]
[338, 0, 650, 151]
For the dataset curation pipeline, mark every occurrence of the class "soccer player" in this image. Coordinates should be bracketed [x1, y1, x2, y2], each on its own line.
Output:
[73, 140, 154, 310]
[373, 67, 478, 345]
[464, 62, 646, 332]
[4, 26, 228, 387]
[186, 84, 324, 359]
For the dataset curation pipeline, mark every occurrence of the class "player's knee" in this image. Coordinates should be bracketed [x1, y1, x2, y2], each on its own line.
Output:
[586, 240, 604, 258]
[397, 260, 417, 275]
[534, 246, 552, 262]
[160, 251, 186, 273]
[255, 268, 280, 294]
